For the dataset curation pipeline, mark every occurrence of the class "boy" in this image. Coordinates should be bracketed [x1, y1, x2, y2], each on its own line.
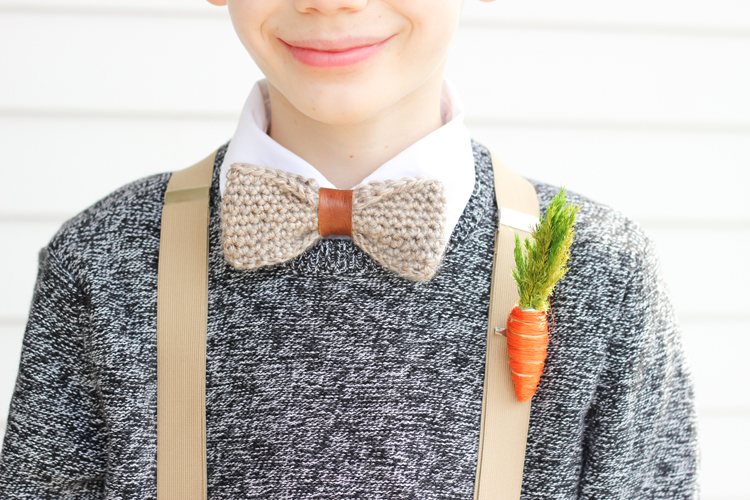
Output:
[0, 0, 698, 498]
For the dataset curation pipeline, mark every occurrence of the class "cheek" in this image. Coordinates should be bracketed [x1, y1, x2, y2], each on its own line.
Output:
[227, 1, 275, 61]
[398, 0, 461, 55]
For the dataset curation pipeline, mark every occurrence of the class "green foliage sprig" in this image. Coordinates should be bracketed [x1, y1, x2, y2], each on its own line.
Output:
[512, 188, 580, 311]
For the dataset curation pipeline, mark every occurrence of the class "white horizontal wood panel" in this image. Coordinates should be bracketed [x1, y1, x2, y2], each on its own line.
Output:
[0, 221, 62, 320]
[0, 325, 24, 442]
[0, 12, 261, 114]
[681, 322, 750, 413]
[698, 415, 750, 498]
[0, 116, 236, 215]
[2, 1, 749, 30]
[468, 126, 750, 223]
[2, 13, 750, 126]
[461, 0, 750, 30]
[644, 226, 750, 319]
[2, 119, 749, 220]
[0, 0, 213, 12]
[448, 28, 750, 126]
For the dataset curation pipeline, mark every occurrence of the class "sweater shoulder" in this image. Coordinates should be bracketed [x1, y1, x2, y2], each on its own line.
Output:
[529, 181, 671, 356]
[531, 180, 654, 277]
[44, 171, 172, 276]
[469, 140, 651, 274]
[44, 143, 227, 277]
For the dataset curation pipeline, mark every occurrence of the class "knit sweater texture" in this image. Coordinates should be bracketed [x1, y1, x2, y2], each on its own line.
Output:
[0, 141, 699, 499]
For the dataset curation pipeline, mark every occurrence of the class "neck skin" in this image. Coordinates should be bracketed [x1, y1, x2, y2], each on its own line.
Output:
[267, 62, 447, 190]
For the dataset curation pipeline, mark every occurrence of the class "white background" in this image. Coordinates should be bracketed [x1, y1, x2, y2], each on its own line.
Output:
[1, 1, 749, 497]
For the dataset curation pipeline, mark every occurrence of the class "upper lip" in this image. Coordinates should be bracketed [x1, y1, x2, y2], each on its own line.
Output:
[280, 36, 393, 52]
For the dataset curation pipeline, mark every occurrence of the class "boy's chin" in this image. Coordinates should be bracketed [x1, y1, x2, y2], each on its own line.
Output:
[268, 74, 431, 127]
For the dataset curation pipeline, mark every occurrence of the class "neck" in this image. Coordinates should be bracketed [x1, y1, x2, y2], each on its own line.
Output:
[267, 69, 446, 190]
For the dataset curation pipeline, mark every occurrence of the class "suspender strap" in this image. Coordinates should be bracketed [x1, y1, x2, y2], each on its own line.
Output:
[473, 153, 540, 500]
[155, 149, 538, 500]
[156, 149, 217, 500]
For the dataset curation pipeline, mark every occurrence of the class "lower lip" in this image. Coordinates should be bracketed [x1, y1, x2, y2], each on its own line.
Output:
[282, 37, 392, 68]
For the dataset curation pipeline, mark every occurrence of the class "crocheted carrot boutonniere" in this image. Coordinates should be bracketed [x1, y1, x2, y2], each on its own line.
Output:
[508, 188, 579, 402]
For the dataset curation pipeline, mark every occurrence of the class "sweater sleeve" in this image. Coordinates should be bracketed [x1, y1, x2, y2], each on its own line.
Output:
[0, 247, 107, 499]
[577, 235, 700, 499]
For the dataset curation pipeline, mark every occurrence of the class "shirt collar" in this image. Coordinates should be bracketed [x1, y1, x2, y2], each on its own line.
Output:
[220, 78, 475, 243]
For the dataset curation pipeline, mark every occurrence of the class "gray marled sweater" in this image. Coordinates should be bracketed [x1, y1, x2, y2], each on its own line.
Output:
[0, 141, 698, 499]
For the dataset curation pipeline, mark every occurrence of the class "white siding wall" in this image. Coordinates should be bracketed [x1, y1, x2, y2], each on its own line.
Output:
[1, 1, 749, 497]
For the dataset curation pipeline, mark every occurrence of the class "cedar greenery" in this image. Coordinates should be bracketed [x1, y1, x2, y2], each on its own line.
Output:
[513, 188, 579, 311]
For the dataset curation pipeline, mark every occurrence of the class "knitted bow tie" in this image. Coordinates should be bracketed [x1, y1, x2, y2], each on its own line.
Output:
[220, 163, 448, 281]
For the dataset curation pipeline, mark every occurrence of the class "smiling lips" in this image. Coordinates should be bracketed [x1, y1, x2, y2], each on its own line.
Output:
[281, 36, 394, 68]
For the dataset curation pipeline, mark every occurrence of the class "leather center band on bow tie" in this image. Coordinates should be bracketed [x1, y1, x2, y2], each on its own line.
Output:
[319, 187, 354, 237]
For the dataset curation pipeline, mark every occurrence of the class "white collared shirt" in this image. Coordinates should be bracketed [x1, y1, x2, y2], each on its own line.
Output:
[220, 78, 475, 242]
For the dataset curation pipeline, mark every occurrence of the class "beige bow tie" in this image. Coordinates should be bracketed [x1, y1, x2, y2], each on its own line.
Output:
[220, 163, 448, 281]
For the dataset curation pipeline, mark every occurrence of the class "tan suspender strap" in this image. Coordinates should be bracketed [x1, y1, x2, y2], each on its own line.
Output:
[156, 149, 218, 500]
[473, 153, 540, 500]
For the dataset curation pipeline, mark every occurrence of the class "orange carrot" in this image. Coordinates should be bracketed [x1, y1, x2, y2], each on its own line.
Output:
[506, 306, 548, 402]
[508, 187, 578, 402]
